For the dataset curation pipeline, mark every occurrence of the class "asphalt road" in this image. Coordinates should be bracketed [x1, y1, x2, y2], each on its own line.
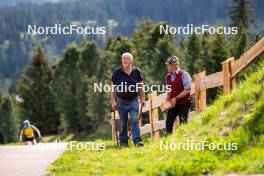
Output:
[0, 143, 68, 176]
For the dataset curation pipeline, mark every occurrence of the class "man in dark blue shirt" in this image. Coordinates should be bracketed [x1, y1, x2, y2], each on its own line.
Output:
[111, 52, 145, 147]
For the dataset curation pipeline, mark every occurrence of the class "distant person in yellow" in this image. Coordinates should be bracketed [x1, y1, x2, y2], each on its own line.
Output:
[19, 120, 42, 145]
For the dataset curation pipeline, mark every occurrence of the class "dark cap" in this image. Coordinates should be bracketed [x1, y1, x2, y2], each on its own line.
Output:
[165, 56, 180, 65]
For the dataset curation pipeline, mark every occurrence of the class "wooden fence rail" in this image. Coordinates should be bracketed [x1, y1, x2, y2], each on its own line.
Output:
[109, 37, 264, 141]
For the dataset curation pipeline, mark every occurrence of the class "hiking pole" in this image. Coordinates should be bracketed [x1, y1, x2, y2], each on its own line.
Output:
[113, 110, 119, 146]
[138, 104, 143, 126]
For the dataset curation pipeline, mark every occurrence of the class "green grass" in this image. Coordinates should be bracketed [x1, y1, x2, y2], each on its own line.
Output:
[42, 122, 112, 143]
[49, 61, 264, 176]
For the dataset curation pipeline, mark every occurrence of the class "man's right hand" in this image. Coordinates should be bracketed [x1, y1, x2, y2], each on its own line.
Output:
[112, 101, 117, 110]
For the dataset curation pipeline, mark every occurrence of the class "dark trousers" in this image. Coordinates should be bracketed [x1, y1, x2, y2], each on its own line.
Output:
[166, 103, 191, 134]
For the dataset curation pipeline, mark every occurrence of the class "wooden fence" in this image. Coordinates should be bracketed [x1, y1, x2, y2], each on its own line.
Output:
[109, 37, 264, 141]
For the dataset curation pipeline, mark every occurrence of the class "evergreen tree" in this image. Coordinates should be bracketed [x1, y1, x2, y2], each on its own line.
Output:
[131, 20, 178, 84]
[131, 20, 156, 83]
[229, 0, 255, 29]
[132, 20, 154, 64]
[86, 45, 112, 132]
[255, 33, 261, 42]
[211, 31, 230, 73]
[229, 0, 254, 58]
[106, 36, 133, 70]
[77, 40, 102, 132]
[18, 45, 59, 134]
[0, 93, 3, 143]
[52, 44, 81, 132]
[86, 76, 106, 132]
[238, 33, 263, 80]
[0, 95, 19, 143]
[237, 28, 248, 57]
[0, 93, 2, 104]
[79, 40, 100, 76]
[207, 31, 230, 103]
[201, 32, 213, 74]
[186, 33, 204, 75]
[8, 75, 18, 94]
[152, 36, 178, 85]
[178, 37, 188, 69]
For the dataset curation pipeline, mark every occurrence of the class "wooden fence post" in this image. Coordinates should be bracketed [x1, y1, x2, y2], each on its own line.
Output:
[148, 92, 160, 141]
[221, 57, 236, 95]
[111, 112, 117, 141]
[231, 58, 236, 90]
[194, 71, 207, 112]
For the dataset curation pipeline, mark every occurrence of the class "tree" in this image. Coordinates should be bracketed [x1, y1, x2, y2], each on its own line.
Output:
[79, 40, 100, 76]
[207, 31, 230, 103]
[131, 20, 178, 84]
[237, 33, 263, 80]
[152, 36, 178, 84]
[8, 75, 18, 94]
[52, 41, 112, 133]
[18, 45, 59, 134]
[229, 0, 255, 58]
[236, 28, 248, 58]
[52, 44, 82, 133]
[132, 20, 155, 68]
[78, 40, 104, 132]
[231, 27, 249, 59]
[106, 36, 133, 70]
[201, 32, 213, 74]
[211, 31, 230, 73]
[0, 95, 19, 143]
[86, 76, 109, 132]
[186, 33, 204, 75]
[229, 0, 255, 30]
[178, 37, 188, 69]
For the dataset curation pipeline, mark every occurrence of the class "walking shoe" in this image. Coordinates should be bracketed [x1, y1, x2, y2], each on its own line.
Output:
[135, 141, 144, 147]
[119, 143, 128, 148]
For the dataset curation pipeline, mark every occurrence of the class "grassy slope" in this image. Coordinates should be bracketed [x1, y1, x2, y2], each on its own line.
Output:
[42, 123, 112, 143]
[49, 61, 264, 176]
